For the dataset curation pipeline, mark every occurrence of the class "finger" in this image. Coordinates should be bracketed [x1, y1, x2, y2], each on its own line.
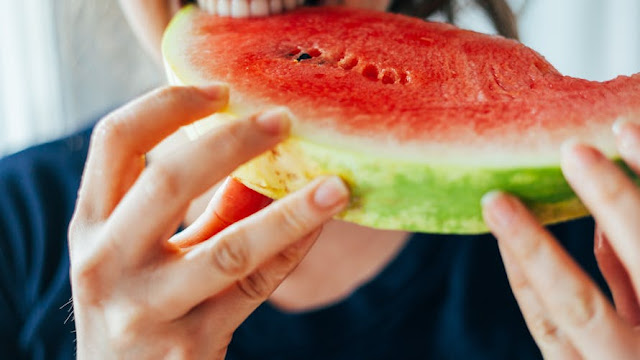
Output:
[561, 141, 640, 293]
[482, 192, 635, 360]
[613, 120, 640, 174]
[499, 244, 581, 359]
[106, 108, 290, 262]
[156, 176, 349, 317]
[171, 177, 272, 248]
[594, 226, 640, 326]
[191, 228, 321, 331]
[77, 85, 228, 221]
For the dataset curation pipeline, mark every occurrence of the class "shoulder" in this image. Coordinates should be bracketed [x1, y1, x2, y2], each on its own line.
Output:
[0, 126, 93, 238]
[0, 126, 92, 183]
[0, 125, 93, 216]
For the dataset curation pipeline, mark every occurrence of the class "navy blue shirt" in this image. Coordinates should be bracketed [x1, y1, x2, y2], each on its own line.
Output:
[0, 127, 608, 359]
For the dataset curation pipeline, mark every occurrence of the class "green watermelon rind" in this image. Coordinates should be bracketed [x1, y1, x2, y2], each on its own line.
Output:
[161, 5, 622, 234]
[233, 137, 594, 233]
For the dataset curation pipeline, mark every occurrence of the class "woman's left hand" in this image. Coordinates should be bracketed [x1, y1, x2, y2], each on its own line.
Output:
[482, 121, 640, 360]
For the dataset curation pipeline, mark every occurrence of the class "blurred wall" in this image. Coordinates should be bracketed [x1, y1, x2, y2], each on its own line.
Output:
[0, 0, 162, 156]
[1, 0, 639, 156]
[453, 0, 640, 81]
[519, 0, 640, 81]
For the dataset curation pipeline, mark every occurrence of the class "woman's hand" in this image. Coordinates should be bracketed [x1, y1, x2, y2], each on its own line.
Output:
[68, 85, 349, 359]
[482, 121, 640, 359]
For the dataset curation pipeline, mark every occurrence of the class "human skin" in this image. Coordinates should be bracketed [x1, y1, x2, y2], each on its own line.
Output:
[71, 0, 640, 358]
[483, 130, 640, 359]
[71, 1, 410, 358]
[118, 0, 411, 312]
[70, 85, 352, 358]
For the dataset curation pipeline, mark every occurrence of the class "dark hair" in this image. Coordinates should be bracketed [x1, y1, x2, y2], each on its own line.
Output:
[389, 0, 518, 39]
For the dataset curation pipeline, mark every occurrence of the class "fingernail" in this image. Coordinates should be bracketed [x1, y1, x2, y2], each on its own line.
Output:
[313, 176, 349, 209]
[199, 83, 229, 102]
[594, 227, 604, 251]
[481, 190, 516, 229]
[256, 108, 291, 135]
[612, 119, 640, 156]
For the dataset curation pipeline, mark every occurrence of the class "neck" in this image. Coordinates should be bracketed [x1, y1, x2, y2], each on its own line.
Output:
[269, 220, 409, 312]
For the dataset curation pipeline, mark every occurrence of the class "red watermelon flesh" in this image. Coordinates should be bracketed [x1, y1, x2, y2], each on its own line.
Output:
[162, 5, 640, 233]
[169, 6, 640, 165]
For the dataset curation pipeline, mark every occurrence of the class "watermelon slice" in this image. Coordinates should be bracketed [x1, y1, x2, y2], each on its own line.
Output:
[162, 5, 640, 234]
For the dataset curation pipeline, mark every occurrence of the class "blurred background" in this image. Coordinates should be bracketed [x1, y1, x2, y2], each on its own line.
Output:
[0, 0, 162, 155]
[1, 0, 639, 156]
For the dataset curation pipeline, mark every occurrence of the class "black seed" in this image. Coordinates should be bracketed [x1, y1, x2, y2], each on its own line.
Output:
[297, 53, 312, 61]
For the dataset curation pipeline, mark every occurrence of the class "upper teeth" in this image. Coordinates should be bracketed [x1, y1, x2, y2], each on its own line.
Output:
[197, 0, 303, 17]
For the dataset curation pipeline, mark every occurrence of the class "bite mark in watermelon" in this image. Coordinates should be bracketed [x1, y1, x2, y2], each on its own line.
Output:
[162, 5, 640, 233]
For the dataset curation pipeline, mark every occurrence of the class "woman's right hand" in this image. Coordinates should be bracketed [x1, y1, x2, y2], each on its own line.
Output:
[68, 85, 349, 359]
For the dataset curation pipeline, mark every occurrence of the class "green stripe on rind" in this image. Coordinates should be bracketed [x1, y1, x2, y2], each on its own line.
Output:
[233, 137, 597, 234]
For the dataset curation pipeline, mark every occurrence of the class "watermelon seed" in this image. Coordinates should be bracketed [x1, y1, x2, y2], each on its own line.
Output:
[362, 64, 379, 81]
[338, 56, 358, 70]
[297, 53, 313, 61]
[308, 48, 322, 57]
[399, 71, 411, 84]
[381, 69, 398, 84]
[287, 47, 301, 57]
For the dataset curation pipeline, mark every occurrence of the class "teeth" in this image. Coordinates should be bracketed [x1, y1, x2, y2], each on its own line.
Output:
[269, 0, 283, 15]
[284, 0, 297, 10]
[217, 0, 230, 16]
[200, 0, 218, 12]
[198, 0, 301, 17]
[250, 0, 270, 16]
[231, 0, 250, 17]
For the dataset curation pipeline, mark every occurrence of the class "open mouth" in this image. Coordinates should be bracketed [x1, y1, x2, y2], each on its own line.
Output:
[196, 0, 308, 17]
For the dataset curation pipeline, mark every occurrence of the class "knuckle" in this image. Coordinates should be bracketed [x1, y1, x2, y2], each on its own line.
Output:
[236, 270, 274, 300]
[215, 121, 249, 156]
[152, 85, 201, 110]
[67, 216, 84, 244]
[92, 113, 129, 150]
[508, 272, 529, 294]
[70, 260, 103, 305]
[152, 85, 183, 103]
[517, 235, 543, 263]
[530, 315, 560, 344]
[597, 175, 628, 207]
[278, 242, 307, 265]
[68, 230, 123, 306]
[277, 202, 312, 239]
[67, 215, 95, 256]
[211, 235, 251, 277]
[558, 287, 599, 328]
[145, 164, 182, 201]
[105, 307, 148, 350]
